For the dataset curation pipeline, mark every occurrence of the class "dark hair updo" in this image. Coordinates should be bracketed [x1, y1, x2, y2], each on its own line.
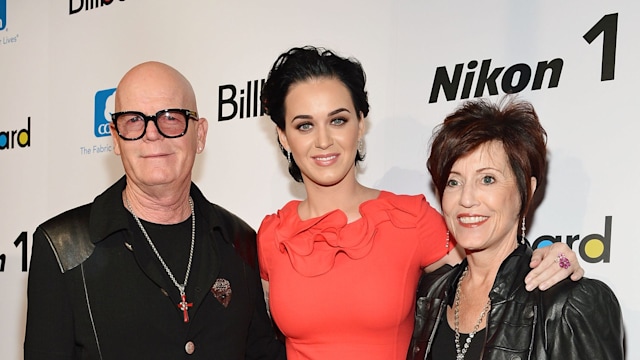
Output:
[261, 46, 370, 182]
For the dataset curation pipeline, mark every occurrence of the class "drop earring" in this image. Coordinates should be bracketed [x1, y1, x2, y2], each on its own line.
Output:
[520, 217, 526, 244]
[446, 230, 450, 254]
[287, 151, 292, 164]
[357, 138, 365, 157]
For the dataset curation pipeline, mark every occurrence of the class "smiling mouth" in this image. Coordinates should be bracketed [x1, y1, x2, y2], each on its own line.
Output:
[458, 216, 489, 224]
[313, 155, 337, 161]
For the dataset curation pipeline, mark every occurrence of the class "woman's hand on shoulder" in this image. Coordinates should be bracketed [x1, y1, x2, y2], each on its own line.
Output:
[525, 242, 584, 291]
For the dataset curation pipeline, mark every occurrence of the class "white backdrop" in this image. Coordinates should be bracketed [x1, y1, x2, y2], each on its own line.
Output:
[1, 1, 637, 359]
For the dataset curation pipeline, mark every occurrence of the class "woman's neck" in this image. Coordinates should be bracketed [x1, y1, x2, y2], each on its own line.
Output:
[464, 238, 519, 287]
[300, 179, 378, 222]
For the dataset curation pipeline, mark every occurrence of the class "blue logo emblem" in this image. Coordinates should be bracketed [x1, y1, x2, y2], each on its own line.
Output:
[0, 0, 7, 31]
[94, 88, 116, 138]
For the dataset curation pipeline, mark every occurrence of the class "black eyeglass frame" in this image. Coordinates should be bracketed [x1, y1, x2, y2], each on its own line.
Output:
[110, 108, 199, 141]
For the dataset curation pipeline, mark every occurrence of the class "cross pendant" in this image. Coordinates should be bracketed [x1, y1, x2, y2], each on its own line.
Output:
[178, 293, 193, 323]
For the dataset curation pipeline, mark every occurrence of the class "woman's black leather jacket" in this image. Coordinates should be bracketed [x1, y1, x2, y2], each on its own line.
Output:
[407, 244, 625, 360]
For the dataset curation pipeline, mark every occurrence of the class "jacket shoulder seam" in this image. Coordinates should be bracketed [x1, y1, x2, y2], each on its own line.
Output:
[38, 204, 95, 273]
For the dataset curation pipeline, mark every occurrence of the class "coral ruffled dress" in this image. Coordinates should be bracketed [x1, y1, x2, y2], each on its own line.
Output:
[257, 191, 449, 360]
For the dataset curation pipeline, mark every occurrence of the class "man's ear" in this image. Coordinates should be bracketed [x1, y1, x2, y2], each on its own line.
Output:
[196, 117, 208, 153]
[110, 124, 121, 155]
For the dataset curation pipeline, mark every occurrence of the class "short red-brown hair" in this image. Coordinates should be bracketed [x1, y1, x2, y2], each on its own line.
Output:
[427, 97, 547, 217]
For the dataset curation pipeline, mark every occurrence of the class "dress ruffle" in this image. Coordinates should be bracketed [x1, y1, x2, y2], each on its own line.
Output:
[268, 192, 421, 277]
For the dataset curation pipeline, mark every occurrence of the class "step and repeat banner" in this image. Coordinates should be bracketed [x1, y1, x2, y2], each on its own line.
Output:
[1, 1, 637, 358]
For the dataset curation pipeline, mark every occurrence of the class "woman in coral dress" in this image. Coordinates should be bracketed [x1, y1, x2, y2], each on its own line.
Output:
[257, 46, 582, 360]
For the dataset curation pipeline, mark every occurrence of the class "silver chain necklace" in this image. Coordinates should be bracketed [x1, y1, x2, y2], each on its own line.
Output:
[126, 196, 196, 323]
[453, 267, 491, 360]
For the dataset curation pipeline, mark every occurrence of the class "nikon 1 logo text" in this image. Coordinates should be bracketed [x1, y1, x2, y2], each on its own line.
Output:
[218, 79, 265, 121]
[429, 58, 563, 103]
[532, 216, 612, 263]
[0, 117, 30, 150]
[70, 0, 125, 15]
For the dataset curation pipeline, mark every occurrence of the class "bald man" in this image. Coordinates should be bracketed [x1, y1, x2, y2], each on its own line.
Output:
[24, 62, 286, 360]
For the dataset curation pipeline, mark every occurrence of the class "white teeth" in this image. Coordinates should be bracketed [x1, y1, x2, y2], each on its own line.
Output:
[315, 155, 336, 161]
[459, 216, 487, 224]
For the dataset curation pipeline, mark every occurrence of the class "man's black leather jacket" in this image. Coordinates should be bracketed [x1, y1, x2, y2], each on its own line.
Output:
[407, 243, 625, 360]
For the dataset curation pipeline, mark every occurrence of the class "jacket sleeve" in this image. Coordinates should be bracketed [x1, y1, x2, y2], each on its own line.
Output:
[407, 264, 457, 360]
[215, 205, 286, 360]
[544, 278, 624, 359]
[24, 227, 77, 360]
[244, 256, 287, 360]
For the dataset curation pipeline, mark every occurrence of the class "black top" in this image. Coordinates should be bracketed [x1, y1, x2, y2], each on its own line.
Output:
[428, 314, 485, 360]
